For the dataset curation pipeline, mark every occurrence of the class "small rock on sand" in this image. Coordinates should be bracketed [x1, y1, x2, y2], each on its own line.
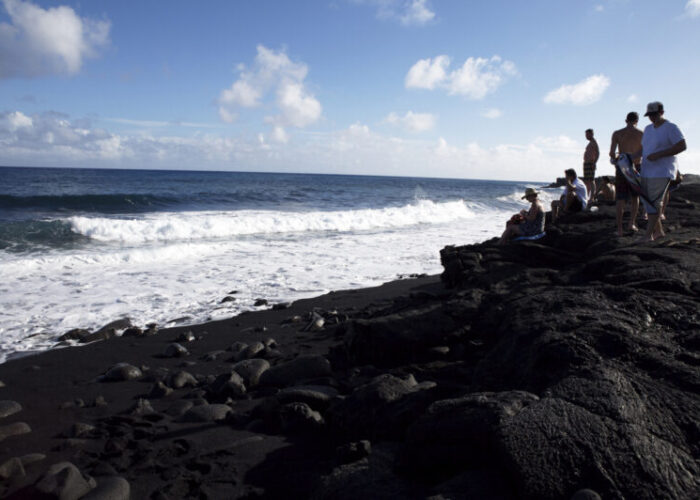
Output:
[0, 457, 25, 480]
[232, 359, 270, 387]
[163, 343, 189, 358]
[102, 363, 143, 382]
[82, 476, 131, 500]
[34, 462, 96, 499]
[168, 371, 199, 389]
[0, 422, 31, 442]
[0, 400, 22, 419]
[180, 403, 232, 423]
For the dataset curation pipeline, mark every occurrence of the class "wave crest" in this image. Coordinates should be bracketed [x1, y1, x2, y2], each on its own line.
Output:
[68, 200, 476, 243]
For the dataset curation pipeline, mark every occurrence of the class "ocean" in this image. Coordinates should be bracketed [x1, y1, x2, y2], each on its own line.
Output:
[0, 166, 557, 363]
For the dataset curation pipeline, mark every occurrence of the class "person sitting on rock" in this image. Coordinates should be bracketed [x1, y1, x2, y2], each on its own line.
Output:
[595, 176, 616, 202]
[550, 168, 588, 222]
[499, 188, 545, 245]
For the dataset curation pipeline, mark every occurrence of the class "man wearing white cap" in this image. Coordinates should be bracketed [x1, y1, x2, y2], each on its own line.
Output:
[634, 101, 686, 241]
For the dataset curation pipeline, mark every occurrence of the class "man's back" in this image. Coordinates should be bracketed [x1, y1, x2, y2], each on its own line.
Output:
[612, 126, 643, 163]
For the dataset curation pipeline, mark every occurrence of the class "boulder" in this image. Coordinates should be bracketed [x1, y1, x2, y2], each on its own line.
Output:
[208, 371, 246, 398]
[102, 363, 142, 382]
[232, 358, 270, 387]
[259, 355, 332, 388]
[34, 462, 96, 500]
[326, 374, 437, 441]
[0, 400, 22, 419]
[180, 404, 232, 423]
[82, 476, 130, 500]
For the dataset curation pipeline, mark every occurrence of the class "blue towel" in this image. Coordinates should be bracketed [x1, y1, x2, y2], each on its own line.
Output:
[512, 232, 546, 242]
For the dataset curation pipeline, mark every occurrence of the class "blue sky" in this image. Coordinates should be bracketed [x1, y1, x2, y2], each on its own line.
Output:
[1, 0, 699, 181]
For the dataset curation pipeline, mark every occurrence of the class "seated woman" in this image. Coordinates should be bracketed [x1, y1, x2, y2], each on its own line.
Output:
[499, 188, 545, 245]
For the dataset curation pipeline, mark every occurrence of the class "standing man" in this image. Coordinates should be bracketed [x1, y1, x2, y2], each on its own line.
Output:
[635, 101, 686, 241]
[583, 129, 600, 203]
[609, 112, 642, 236]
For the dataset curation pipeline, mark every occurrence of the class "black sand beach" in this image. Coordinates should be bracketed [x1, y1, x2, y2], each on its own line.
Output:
[1, 177, 699, 499]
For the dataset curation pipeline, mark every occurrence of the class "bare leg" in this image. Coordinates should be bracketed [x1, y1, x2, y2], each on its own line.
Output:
[616, 200, 625, 237]
[499, 225, 520, 245]
[645, 214, 665, 241]
[661, 190, 670, 221]
[629, 196, 639, 231]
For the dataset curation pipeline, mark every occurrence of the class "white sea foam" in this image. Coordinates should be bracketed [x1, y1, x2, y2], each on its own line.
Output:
[67, 200, 477, 243]
[0, 200, 519, 363]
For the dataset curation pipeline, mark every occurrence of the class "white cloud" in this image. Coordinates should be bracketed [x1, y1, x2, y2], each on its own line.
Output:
[276, 81, 322, 128]
[406, 55, 517, 99]
[5, 110, 700, 181]
[543, 74, 610, 106]
[594, 5, 604, 12]
[218, 45, 321, 136]
[271, 125, 288, 144]
[482, 108, 502, 119]
[385, 111, 436, 132]
[687, 0, 700, 17]
[405, 55, 450, 90]
[399, 0, 435, 25]
[627, 94, 638, 103]
[0, 110, 33, 131]
[354, 0, 435, 26]
[0, 0, 110, 78]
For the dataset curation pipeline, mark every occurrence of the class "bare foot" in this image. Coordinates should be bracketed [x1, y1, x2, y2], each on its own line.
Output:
[629, 224, 639, 232]
[660, 214, 666, 221]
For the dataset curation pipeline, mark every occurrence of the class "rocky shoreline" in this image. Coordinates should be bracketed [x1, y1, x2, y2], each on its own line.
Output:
[0, 177, 698, 499]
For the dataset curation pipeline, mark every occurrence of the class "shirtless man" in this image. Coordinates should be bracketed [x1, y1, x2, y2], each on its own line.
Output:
[583, 129, 599, 203]
[609, 112, 642, 236]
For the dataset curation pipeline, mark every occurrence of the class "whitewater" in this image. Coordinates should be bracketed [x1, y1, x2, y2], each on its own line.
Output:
[0, 167, 557, 363]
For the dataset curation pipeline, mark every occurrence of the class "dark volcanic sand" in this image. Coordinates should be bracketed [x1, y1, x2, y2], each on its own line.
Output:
[1, 177, 699, 499]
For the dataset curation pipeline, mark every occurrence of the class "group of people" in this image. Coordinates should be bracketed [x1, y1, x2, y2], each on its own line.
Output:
[500, 100, 687, 245]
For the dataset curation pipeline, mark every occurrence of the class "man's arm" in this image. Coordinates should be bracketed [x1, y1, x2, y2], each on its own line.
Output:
[647, 139, 687, 161]
[609, 131, 619, 161]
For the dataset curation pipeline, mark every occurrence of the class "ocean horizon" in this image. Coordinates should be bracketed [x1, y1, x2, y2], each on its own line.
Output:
[0, 165, 558, 362]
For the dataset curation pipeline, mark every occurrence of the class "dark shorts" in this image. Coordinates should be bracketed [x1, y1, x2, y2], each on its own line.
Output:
[583, 162, 596, 181]
[564, 196, 583, 213]
[614, 163, 640, 201]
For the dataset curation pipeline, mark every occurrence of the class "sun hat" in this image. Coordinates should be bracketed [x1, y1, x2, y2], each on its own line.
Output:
[644, 101, 664, 116]
[522, 188, 539, 199]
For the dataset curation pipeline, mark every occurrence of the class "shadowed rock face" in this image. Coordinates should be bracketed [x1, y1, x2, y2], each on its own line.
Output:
[325, 180, 700, 499]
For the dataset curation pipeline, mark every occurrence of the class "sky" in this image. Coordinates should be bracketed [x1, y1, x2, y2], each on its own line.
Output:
[1, 0, 699, 182]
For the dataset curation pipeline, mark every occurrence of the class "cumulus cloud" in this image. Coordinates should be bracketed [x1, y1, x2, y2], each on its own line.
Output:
[0, 0, 110, 78]
[627, 94, 638, 103]
[385, 111, 436, 132]
[543, 74, 610, 105]
[481, 108, 503, 119]
[353, 0, 435, 26]
[405, 55, 450, 90]
[687, 0, 700, 17]
[406, 55, 517, 99]
[218, 45, 321, 136]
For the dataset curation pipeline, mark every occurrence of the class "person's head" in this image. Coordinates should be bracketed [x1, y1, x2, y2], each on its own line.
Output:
[565, 168, 577, 181]
[644, 101, 664, 124]
[522, 187, 539, 201]
[626, 112, 639, 125]
[585, 128, 594, 140]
